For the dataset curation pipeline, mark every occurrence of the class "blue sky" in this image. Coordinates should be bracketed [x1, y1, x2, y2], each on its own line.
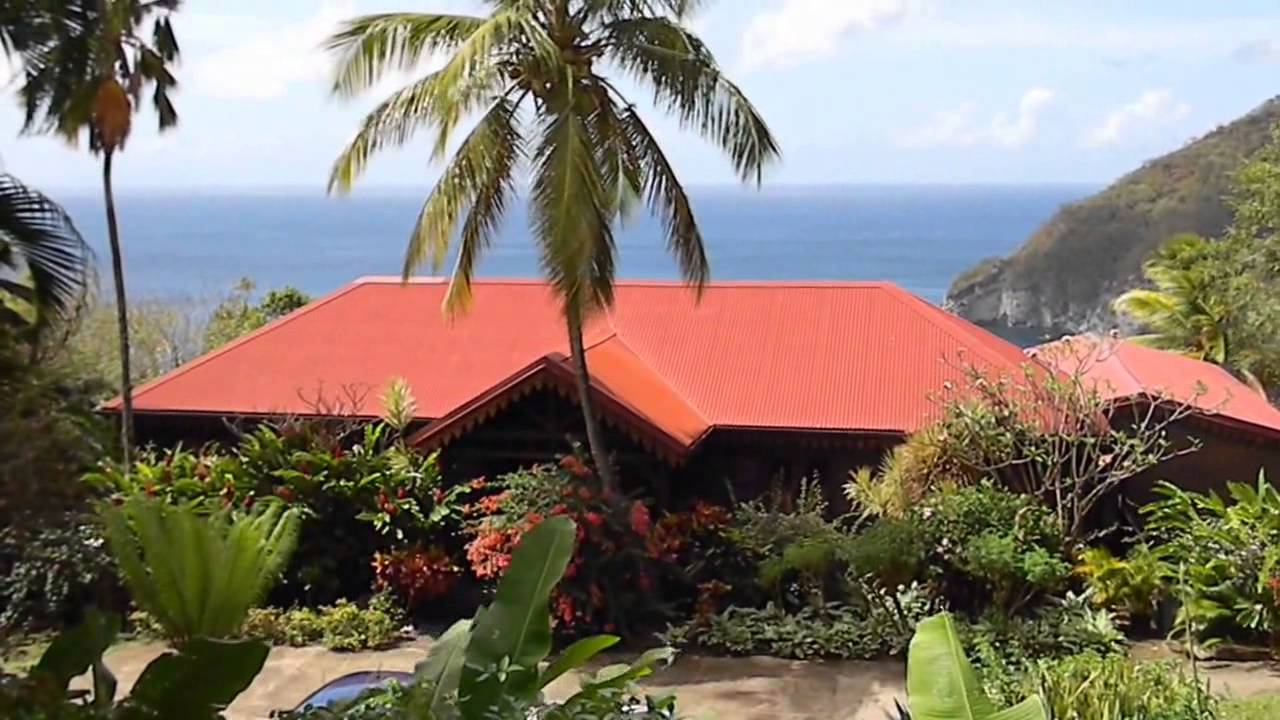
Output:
[2, 0, 1279, 191]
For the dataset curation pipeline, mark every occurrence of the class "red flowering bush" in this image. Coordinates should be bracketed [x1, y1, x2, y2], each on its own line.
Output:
[372, 545, 462, 608]
[464, 456, 738, 637]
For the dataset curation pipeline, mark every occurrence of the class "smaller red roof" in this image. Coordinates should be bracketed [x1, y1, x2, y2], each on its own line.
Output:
[1030, 335, 1280, 440]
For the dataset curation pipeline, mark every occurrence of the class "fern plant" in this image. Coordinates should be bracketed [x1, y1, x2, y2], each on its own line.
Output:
[101, 496, 301, 647]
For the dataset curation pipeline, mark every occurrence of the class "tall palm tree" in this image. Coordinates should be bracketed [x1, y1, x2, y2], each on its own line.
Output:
[8, 0, 182, 465]
[0, 172, 92, 341]
[327, 1, 779, 494]
[1114, 233, 1231, 364]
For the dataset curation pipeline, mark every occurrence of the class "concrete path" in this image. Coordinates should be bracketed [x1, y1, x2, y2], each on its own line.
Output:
[76, 638, 1280, 720]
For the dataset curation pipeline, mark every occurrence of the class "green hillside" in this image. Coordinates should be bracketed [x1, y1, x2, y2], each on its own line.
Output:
[947, 96, 1280, 333]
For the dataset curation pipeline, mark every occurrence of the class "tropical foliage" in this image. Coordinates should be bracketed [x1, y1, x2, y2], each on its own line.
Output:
[326, 0, 779, 492]
[101, 496, 301, 646]
[1024, 653, 1216, 720]
[1074, 544, 1172, 630]
[0, 520, 122, 634]
[1114, 233, 1231, 363]
[1141, 472, 1280, 647]
[0, 172, 91, 341]
[85, 417, 459, 607]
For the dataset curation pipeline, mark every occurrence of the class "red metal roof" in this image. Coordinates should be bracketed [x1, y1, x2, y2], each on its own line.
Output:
[119, 277, 1034, 450]
[1030, 335, 1280, 440]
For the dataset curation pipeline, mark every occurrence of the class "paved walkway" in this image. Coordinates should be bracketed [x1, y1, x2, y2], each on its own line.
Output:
[77, 638, 1280, 720]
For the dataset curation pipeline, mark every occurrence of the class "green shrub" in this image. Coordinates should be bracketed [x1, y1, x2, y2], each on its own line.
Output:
[913, 483, 1071, 614]
[319, 600, 400, 652]
[961, 593, 1125, 698]
[664, 583, 936, 661]
[102, 496, 301, 647]
[0, 518, 123, 633]
[1023, 654, 1216, 720]
[844, 516, 925, 589]
[238, 597, 404, 651]
[724, 477, 856, 609]
[1142, 473, 1280, 645]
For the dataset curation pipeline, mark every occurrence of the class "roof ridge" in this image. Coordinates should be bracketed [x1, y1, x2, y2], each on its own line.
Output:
[1096, 335, 1147, 394]
[880, 284, 1024, 370]
[120, 281, 370, 407]
[598, 333, 711, 426]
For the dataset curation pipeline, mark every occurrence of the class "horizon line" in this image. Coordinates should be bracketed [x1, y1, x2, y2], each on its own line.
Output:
[45, 180, 1103, 196]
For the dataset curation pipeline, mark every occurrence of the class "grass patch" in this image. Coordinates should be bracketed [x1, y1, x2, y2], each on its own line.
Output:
[1224, 695, 1280, 720]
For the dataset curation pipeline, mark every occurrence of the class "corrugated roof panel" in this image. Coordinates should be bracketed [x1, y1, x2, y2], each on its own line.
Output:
[122, 277, 1035, 440]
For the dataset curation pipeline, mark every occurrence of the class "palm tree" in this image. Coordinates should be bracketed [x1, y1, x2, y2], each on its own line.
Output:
[7, 0, 181, 465]
[0, 172, 93, 341]
[327, 1, 779, 494]
[1114, 234, 1230, 364]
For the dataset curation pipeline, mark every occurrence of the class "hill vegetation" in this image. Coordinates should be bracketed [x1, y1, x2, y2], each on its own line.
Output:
[947, 95, 1280, 334]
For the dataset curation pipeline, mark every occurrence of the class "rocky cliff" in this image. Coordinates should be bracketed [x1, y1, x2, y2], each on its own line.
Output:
[947, 96, 1280, 335]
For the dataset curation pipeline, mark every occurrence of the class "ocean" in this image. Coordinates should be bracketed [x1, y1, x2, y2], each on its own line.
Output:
[57, 185, 1094, 304]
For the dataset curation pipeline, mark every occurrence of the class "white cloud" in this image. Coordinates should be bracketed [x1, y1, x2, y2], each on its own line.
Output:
[900, 15, 1280, 55]
[190, 3, 355, 100]
[1081, 89, 1190, 148]
[1233, 39, 1280, 63]
[740, 0, 919, 72]
[896, 87, 1056, 149]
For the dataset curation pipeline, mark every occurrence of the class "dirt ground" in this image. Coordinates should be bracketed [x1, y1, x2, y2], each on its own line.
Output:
[76, 638, 1280, 720]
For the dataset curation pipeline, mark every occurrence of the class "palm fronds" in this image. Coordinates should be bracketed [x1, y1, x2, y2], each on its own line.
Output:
[603, 15, 779, 184]
[0, 172, 92, 332]
[326, 13, 487, 98]
[101, 496, 301, 647]
[14, 0, 182, 151]
[1114, 235, 1230, 364]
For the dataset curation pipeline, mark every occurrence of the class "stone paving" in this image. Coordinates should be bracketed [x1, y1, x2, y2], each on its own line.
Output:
[76, 638, 1280, 720]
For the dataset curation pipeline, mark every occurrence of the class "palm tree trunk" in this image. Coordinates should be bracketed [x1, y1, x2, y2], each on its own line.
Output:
[565, 302, 618, 496]
[102, 149, 133, 467]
